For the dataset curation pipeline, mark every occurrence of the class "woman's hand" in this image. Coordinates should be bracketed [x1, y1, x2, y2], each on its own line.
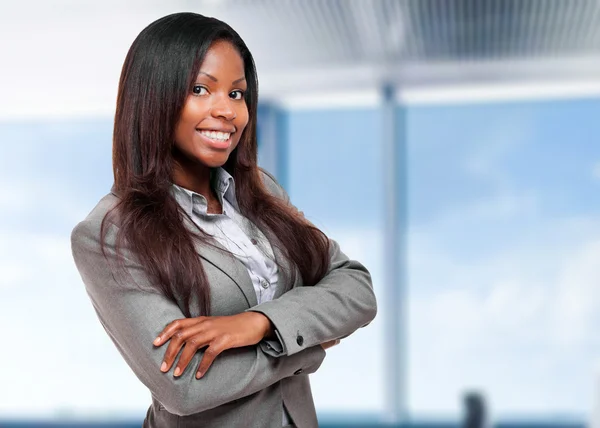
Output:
[153, 312, 272, 379]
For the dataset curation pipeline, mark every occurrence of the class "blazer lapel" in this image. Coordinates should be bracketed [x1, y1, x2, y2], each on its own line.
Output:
[182, 215, 301, 305]
[180, 214, 259, 308]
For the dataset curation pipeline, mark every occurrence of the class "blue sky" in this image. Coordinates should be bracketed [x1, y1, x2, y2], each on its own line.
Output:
[408, 99, 600, 222]
[1, 98, 599, 420]
[287, 108, 384, 229]
[406, 98, 600, 417]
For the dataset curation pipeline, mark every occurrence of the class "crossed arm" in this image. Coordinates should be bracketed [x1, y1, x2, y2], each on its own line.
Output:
[71, 219, 327, 416]
[251, 171, 378, 357]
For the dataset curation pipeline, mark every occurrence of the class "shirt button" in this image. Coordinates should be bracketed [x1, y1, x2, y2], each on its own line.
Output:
[260, 279, 270, 289]
[296, 335, 304, 346]
[251, 238, 258, 245]
[294, 368, 303, 375]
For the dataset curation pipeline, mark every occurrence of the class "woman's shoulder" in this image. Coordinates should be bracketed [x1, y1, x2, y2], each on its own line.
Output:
[258, 168, 288, 202]
[71, 190, 121, 240]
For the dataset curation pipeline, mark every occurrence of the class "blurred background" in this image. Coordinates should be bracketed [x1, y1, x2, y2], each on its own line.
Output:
[2, 0, 600, 426]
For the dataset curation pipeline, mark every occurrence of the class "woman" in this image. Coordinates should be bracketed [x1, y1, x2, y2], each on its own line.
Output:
[70, 12, 377, 428]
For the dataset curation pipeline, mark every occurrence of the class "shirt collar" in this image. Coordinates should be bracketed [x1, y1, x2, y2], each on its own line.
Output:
[170, 167, 239, 216]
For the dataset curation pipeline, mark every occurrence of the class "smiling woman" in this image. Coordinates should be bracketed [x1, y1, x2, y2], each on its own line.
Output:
[69, 11, 377, 428]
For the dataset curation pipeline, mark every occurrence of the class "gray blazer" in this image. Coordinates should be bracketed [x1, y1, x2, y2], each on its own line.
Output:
[70, 169, 377, 428]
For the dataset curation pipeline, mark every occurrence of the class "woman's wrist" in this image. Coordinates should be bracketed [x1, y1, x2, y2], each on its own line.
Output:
[247, 311, 276, 340]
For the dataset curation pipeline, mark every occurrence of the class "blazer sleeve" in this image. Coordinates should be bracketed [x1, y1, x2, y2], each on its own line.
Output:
[246, 171, 378, 357]
[70, 218, 326, 417]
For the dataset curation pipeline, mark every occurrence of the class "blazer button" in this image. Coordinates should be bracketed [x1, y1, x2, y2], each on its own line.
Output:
[294, 368, 303, 375]
[296, 335, 304, 346]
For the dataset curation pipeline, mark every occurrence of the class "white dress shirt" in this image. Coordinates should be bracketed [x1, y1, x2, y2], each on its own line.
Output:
[170, 166, 292, 427]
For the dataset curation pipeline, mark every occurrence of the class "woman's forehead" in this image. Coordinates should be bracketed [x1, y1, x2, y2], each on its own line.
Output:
[197, 40, 245, 77]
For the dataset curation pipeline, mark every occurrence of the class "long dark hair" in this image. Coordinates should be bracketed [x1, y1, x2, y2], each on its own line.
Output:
[101, 12, 330, 317]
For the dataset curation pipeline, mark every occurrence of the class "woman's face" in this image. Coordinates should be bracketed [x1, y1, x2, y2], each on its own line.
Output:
[173, 40, 249, 171]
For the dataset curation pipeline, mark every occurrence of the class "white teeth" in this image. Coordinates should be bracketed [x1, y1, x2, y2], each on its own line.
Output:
[198, 130, 231, 141]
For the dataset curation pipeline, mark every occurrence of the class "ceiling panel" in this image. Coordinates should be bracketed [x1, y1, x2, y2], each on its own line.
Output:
[198, 0, 600, 68]
[179, 0, 600, 97]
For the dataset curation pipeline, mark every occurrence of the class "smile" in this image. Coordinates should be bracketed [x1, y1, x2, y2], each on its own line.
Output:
[196, 129, 231, 142]
[195, 129, 233, 149]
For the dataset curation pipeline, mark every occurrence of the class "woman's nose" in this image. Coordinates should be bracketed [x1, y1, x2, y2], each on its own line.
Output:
[210, 94, 236, 120]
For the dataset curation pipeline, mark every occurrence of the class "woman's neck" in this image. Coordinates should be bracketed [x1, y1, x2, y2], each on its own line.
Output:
[172, 159, 214, 202]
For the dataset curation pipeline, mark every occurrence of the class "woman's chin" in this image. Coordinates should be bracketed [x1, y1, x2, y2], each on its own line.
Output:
[193, 152, 231, 168]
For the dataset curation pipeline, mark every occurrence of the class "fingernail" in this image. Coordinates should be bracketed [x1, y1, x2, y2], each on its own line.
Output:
[196, 371, 202, 379]
[153, 337, 161, 345]
[174, 367, 181, 376]
[160, 362, 167, 372]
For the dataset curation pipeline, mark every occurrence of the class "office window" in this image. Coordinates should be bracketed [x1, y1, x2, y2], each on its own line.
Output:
[407, 98, 600, 418]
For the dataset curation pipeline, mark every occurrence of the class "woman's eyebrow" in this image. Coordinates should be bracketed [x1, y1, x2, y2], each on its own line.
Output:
[197, 72, 246, 85]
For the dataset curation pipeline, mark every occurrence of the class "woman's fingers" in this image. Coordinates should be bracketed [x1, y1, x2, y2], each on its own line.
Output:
[320, 338, 341, 350]
[158, 321, 207, 373]
[154, 317, 204, 346]
[196, 337, 228, 379]
[172, 335, 209, 377]
[159, 330, 185, 373]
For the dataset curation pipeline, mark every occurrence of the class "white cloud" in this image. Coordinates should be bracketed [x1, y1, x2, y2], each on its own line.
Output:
[463, 114, 534, 189]
[592, 161, 600, 182]
[553, 239, 600, 345]
[0, 175, 92, 227]
[407, 213, 600, 417]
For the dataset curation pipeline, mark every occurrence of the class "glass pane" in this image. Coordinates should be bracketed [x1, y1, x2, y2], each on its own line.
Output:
[407, 99, 600, 419]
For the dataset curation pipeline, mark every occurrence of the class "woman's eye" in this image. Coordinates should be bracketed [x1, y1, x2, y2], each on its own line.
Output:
[230, 90, 244, 100]
[192, 85, 208, 96]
